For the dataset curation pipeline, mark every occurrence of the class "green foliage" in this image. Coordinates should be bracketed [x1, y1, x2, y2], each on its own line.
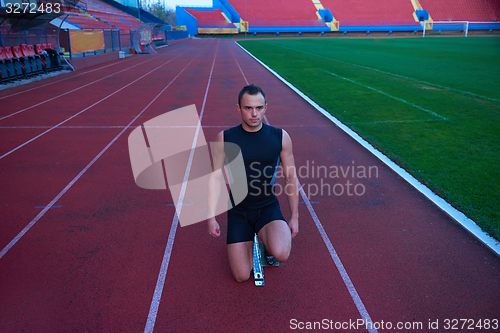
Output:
[144, 0, 175, 24]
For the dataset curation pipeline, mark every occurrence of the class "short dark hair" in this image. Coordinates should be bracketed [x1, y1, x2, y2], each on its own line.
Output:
[238, 84, 266, 107]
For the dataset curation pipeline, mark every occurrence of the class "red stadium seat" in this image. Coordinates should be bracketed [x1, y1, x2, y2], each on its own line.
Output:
[47, 43, 64, 55]
[11, 46, 23, 58]
[186, 9, 234, 28]
[0, 47, 12, 82]
[320, 0, 415, 25]
[4, 46, 26, 78]
[34, 44, 53, 72]
[35, 44, 46, 55]
[229, 0, 319, 26]
[29, 45, 46, 72]
[419, 0, 500, 21]
[20, 44, 44, 74]
[27, 45, 35, 56]
[12, 45, 35, 76]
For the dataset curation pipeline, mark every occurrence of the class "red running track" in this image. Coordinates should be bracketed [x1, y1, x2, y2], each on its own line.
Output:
[0, 39, 499, 332]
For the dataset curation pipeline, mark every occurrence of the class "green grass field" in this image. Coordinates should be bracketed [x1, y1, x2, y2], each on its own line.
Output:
[238, 37, 500, 241]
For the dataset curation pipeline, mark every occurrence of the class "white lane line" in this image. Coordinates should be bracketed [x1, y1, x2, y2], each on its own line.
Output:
[1, 126, 140, 129]
[0, 52, 166, 121]
[321, 69, 447, 120]
[299, 186, 377, 333]
[0, 49, 191, 161]
[266, 42, 500, 103]
[232, 42, 378, 332]
[236, 42, 500, 256]
[0, 125, 328, 129]
[0, 56, 136, 101]
[0, 43, 205, 261]
[0, 125, 227, 129]
[143, 39, 220, 333]
[232, 44, 249, 85]
[231, 41, 271, 125]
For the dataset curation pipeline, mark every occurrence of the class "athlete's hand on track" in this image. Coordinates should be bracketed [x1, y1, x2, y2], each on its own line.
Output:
[208, 218, 221, 238]
[288, 218, 299, 238]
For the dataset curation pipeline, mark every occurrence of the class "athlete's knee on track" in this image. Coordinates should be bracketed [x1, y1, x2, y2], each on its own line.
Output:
[265, 238, 291, 263]
[230, 262, 252, 283]
[272, 247, 290, 263]
[232, 270, 251, 283]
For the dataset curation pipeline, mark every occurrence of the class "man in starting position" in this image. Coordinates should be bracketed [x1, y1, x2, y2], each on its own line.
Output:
[207, 84, 299, 283]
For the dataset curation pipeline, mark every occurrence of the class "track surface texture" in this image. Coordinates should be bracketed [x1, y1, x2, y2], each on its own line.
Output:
[0, 39, 499, 332]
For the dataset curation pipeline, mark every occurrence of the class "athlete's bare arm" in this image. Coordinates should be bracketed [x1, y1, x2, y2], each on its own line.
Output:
[207, 131, 226, 237]
[280, 129, 299, 238]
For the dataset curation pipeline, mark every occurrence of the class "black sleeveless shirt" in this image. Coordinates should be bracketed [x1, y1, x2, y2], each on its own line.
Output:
[224, 123, 283, 210]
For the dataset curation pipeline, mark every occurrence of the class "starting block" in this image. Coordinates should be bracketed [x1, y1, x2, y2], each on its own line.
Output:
[253, 234, 264, 286]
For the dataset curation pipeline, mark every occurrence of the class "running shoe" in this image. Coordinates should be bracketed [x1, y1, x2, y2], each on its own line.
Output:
[264, 249, 277, 267]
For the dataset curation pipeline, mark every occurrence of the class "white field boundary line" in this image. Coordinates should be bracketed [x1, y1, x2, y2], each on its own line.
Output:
[143, 39, 220, 333]
[236, 42, 500, 257]
[321, 69, 447, 120]
[348, 119, 446, 125]
[232, 44, 378, 333]
[0, 42, 207, 261]
[0, 46, 194, 161]
[0, 55, 137, 101]
[268, 42, 500, 103]
[0, 52, 168, 121]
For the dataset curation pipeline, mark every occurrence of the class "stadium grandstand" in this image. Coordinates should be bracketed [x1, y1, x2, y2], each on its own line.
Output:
[0, 0, 189, 84]
[1, 0, 499, 84]
[177, 0, 500, 36]
[63, 0, 143, 32]
[418, 0, 500, 21]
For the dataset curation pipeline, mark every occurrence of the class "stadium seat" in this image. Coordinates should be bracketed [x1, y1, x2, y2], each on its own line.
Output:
[47, 43, 64, 56]
[419, 0, 500, 21]
[0, 47, 12, 82]
[12, 46, 34, 76]
[27, 45, 45, 72]
[35, 44, 55, 72]
[3, 47, 25, 79]
[186, 9, 233, 28]
[20, 44, 44, 74]
[320, 0, 415, 25]
[35, 44, 45, 55]
[230, 0, 319, 26]
[44, 44, 63, 69]
[80, 0, 142, 32]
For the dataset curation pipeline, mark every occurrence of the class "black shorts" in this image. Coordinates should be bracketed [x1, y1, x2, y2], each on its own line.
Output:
[227, 199, 285, 244]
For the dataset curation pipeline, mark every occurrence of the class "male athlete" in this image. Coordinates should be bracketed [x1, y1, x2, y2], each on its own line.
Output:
[207, 84, 299, 283]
